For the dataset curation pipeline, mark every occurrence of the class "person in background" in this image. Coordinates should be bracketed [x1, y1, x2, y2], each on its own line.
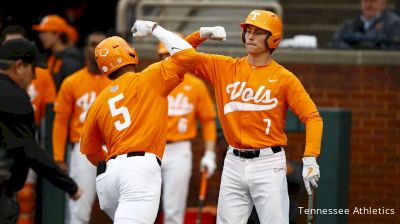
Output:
[157, 38, 217, 224]
[331, 0, 400, 49]
[52, 32, 109, 224]
[0, 38, 82, 224]
[0, 25, 26, 44]
[0, 25, 56, 224]
[32, 15, 83, 92]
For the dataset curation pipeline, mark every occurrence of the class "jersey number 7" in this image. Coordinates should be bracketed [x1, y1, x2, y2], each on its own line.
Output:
[108, 93, 131, 131]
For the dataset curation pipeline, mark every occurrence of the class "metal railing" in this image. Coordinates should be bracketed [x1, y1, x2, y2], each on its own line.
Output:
[116, 0, 283, 59]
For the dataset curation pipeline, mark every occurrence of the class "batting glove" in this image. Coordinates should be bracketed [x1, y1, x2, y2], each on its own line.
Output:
[199, 26, 227, 41]
[302, 157, 320, 195]
[200, 151, 216, 178]
[131, 20, 158, 38]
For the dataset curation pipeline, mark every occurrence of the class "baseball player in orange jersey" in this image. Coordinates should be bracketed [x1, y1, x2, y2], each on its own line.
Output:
[184, 10, 323, 223]
[158, 42, 217, 224]
[28, 68, 57, 125]
[52, 32, 109, 224]
[80, 21, 198, 223]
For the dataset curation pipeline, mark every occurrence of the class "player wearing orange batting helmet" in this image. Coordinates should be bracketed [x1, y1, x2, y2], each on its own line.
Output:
[184, 10, 323, 224]
[80, 21, 197, 223]
[158, 38, 217, 224]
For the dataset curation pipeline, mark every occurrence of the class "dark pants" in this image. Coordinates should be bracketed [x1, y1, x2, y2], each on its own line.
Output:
[0, 192, 19, 224]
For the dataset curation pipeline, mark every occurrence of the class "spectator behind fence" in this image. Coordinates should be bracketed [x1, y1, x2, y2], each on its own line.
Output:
[330, 0, 400, 50]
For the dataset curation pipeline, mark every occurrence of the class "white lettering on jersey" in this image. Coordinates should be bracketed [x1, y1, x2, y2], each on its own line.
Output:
[76, 92, 97, 123]
[224, 81, 278, 114]
[168, 93, 193, 116]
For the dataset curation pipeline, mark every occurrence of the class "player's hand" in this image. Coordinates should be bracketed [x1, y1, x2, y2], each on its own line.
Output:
[200, 151, 216, 178]
[302, 157, 320, 195]
[199, 26, 226, 41]
[69, 187, 83, 201]
[131, 20, 158, 38]
[56, 161, 68, 172]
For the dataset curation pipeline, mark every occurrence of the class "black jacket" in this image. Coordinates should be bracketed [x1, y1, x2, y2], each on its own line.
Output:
[49, 47, 84, 92]
[330, 10, 400, 49]
[0, 73, 77, 196]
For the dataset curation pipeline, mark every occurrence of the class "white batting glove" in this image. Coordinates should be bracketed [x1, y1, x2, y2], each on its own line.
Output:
[131, 20, 158, 38]
[199, 26, 227, 41]
[302, 157, 320, 195]
[200, 151, 216, 178]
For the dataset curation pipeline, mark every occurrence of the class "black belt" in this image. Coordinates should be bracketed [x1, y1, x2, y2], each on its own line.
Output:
[232, 146, 282, 159]
[166, 140, 186, 144]
[109, 151, 161, 166]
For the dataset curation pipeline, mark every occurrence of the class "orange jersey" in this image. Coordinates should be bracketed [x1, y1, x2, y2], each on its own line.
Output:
[27, 67, 56, 124]
[52, 67, 111, 162]
[167, 74, 216, 142]
[80, 49, 197, 161]
[192, 53, 323, 157]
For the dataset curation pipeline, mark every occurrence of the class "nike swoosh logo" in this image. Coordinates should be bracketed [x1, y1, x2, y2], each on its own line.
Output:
[171, 47, 182, 51]
[306, 167, 313, 177]
[268, 78, 278, 83]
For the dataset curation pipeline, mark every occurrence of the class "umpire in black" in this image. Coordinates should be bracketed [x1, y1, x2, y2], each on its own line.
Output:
[0, 39, 82, 223]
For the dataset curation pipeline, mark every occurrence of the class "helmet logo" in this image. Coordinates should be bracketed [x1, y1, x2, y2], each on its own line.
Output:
[117, 58, 122, 64]
[99, 48, 109, 57]
[250, 12, 261, 21]
[102, 66, 108, 73]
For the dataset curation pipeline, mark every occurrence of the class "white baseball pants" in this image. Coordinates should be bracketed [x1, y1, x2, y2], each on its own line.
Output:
[96, 152, 162, 224]
[161, 141, 192, 224]
[67, 142, 97, 224]
[217, 147, 289, 224]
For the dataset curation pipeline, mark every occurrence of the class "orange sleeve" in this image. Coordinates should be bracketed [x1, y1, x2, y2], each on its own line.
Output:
[80, 104, 104, 163]
[285, 75, 323, 157]
[193, 53, 231, 85]
[196, 81, 217, 141]
[52, 78, 74, 162]
[156, 48, 197, 96]
[185, 31, 207, 49]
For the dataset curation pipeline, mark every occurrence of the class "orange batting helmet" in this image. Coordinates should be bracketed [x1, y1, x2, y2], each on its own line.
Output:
[240, 10, 283, 49]
[95, 36, 139, 77]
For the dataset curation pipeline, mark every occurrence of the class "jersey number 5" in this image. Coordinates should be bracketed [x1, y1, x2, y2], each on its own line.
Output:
[108, 93, 131, 131]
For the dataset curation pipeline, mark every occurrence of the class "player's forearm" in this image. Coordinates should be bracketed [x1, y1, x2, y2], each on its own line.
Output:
[201, 119, 217, 142]
[25, 138, 78, 195]
[185, 31, 207, 49]
[52, 113, 69, 162]
[303, 113, 323, 157]
[204, 140, 216, 153]
[152, 26, 193, 55]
